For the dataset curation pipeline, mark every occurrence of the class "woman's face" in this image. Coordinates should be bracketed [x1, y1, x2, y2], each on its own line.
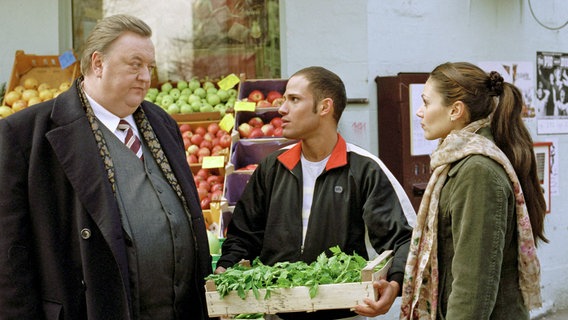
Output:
[416, 78, 455, 140]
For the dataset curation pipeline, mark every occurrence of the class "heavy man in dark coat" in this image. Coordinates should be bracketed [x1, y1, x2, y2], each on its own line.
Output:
[0, 14, 212, 319]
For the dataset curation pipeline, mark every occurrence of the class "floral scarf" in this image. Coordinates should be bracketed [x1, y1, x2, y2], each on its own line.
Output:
[399, 118, 542, 319]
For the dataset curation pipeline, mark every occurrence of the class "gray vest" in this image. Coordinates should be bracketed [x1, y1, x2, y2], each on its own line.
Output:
[99, 121, 195, 320]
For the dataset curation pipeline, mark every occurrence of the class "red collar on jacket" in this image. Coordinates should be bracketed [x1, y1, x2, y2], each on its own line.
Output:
[277, 133, 348, 171]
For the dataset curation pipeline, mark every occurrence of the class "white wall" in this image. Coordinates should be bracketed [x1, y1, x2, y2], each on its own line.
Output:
[1, 0, 567, 318]
[0, 0, 63, 86]
[282, 1, 568, 318]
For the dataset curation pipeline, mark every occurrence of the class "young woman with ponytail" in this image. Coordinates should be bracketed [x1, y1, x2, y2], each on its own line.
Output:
[398, 62, 547, 319]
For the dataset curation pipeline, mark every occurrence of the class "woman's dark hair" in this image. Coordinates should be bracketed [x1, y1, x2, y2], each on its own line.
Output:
[430, 62, 548, 245]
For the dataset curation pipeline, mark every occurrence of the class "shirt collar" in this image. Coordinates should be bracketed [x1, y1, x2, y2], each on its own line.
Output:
[84, 91, 137, 135]
[277, 134, 348, 171]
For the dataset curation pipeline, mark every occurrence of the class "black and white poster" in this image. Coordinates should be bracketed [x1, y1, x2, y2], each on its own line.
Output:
[536, 51, 568, 134]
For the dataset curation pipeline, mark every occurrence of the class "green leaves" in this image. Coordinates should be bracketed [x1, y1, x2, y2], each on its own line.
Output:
[206, 246, 376, 300]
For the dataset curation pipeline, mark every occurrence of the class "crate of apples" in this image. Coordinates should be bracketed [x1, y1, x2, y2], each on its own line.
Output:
[179, 122, 232, 165]
[237, 115, 283, 139]
[193, 168, 224, 210]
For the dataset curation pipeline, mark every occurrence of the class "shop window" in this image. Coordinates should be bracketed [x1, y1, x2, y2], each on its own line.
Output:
[71, 0, 280, 81]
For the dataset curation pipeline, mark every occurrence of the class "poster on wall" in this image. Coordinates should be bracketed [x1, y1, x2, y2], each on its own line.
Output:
[535, 52, 568, 134]
[477, 61, 535, 118]
[534, 142, 552, 213]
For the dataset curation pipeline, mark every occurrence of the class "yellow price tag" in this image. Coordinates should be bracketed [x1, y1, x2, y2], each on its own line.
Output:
[201, 156, 225, 169]
[234, 101, 256, 111]
[217, 74, 240, 91]
[219, 113, 235, 133]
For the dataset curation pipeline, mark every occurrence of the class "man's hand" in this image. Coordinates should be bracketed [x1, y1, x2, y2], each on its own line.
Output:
[352, 280, 400, 317]
[214, 259, 250, 274]
[214, 266, 226, 274]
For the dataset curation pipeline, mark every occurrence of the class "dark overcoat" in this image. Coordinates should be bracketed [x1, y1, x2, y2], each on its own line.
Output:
[0, 81, 212, 319]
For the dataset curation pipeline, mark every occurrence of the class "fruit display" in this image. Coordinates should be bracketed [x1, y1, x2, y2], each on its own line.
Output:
[146, 78, 238, 117]
[238, 78, 287, 109]
[179, 122, 232, 165]
[1, 50, 79, 118]
[194, 167, 225, 210]
[234, 109, 284, 139]
[1, 77, 72, 115]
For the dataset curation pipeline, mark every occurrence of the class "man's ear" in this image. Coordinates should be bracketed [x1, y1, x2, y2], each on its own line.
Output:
[320, 97, 333, 116]
[91, 51, 104, 76]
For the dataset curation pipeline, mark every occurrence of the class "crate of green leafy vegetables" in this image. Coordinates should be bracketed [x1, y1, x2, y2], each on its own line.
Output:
[204, 246, 393, 317]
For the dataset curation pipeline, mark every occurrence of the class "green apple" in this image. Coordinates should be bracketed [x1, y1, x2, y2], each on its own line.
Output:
[177, 80, 189, 90]
[188, 78, 201, 91]
[161, 82, 173, 93]
[181, 88, 192, 96]
[177, 95, 189, 104]
[147, 87, 159, 96]
[206, 87, 218, 95]
[169, 88, 181, 100]
[203, 81, 215, 90]
[180, 103, 193, 114]
[206, 93, 221, 106]
[194, 87, 206, 99]
[161, 95, 174, 108]
[217, 89, 229, 102]
[188, 94, 201, 104]
[200, 104, 214, 113]
[191, 100, 202, 112]
[167, 103, 180, 114]
[228, 88, 238, 97]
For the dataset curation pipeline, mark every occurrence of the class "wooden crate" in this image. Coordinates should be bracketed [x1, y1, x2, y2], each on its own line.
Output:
[205, 250, 393, 317]
[6, 50, 79, 93]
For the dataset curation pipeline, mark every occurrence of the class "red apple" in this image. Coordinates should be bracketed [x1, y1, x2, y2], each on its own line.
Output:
[261, 123, 275, 136]
[187, 144, 200, 155]
[211, 183, 224, 192]
[248, 89, 264, 103]
[179, 123, 192, 133]
[182, 130, 193, 139]
[197, 147, 211, 157]
[216, 129, 226, 138]
[200, 140, 213, 150]
[238, 123, 253, 138]
[183, 137, 191, 149]
[266, 90, 283, 103]
[194, 126, 206, 136]
[271, 97, 285, 107]
[201, 197, 211, 210]
[211, 145, 224, 155]
[210, 190, 223, 201]
[203, 132, 214, 142]
[207, 175, 223, 185]
[219, 134, 232, 148]
[198, 180, 210, 192]
[197, 187, 209, 201]
[207, 123, 220, 135]
[273, 127, 283, 137]
[187, 154, 198, 164]
[248, 116, 264, 128]
[196, 168, 210, 179]
[190, 134, 204, 146]
[270, 117, 283, 128]
[249, 128, 264, 139]
[256, 100, 272, 108]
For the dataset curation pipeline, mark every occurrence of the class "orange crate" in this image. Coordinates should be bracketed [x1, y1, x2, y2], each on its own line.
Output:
[6, 50, 80, 94]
